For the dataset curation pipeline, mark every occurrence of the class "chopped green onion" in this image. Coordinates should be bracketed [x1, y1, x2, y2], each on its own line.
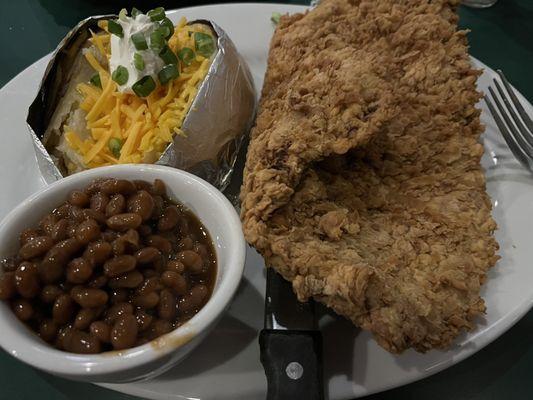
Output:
[132, 76, 156, 97]
[158, 64, 179, 85]
[159, 17, 174, 40]
[111, 65, 129, 85]
[108, 20, 123, 38]
[108, 138, 123, 158]
[131, 32, 148, 50]
[149, 29, 166, 51]
[159, 46, 178, 65]
[147, 7, 165, 22]
[178, 47, 195, 66]
[194, 32, 215, 58]
[133, 53, 145, 71]
[271, 12, 281, 25]
[131, 7, 142, 18]
[90, 73, 102, 89]
[118, 8, 128, 21]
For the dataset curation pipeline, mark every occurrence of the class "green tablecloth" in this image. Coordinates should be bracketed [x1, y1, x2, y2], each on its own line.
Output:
[0, 1, 532, 399]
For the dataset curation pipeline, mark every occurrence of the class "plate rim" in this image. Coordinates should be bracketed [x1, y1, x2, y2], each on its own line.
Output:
[1, 3, 532, 400]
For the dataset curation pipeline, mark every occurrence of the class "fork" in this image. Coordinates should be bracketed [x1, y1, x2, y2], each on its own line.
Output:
[484, 70, 533, 171]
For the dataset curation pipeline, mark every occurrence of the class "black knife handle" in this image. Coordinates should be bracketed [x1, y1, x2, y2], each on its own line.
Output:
[259, 329, 324, 400]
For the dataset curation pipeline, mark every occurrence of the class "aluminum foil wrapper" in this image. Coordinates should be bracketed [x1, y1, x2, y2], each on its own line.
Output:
[26, 15, 256, 191]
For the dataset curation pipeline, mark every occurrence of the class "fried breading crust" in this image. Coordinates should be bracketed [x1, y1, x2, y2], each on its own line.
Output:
[241, 0, 499, 353]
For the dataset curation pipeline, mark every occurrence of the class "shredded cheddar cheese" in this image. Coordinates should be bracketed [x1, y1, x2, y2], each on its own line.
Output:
[62, 17, 214, 173]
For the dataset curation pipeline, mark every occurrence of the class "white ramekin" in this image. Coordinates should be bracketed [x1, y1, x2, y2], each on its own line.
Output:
[0, 164, 246, 382]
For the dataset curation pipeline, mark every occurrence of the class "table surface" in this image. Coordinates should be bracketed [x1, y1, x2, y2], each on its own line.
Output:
[1, 0, 532, 399]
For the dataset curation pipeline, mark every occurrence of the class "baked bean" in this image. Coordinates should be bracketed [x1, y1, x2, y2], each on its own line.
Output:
[50, 219, 68, 242]
[193, 243, 209, 259]
[135, 247, 161, 264]
[39, 251, 66, 284]
[14, 262, 40, 298]
[90, 192, 109, 213]
[178, 237, 193, 251]
[74, 307, 101, 330]
[3, 178, 216, 353]
[1, 256, 19, 272]
[69, 206, 85, 222]
[177, 250, 203, 274]
[0, 272, 16, 300]
[53, 204, 71, 219]
[161, 271, 187, 295]
[106, 194, 126, 217]
[158, 289, 176, 320]
[149, 319, 172, 339]
[90, 321, 111, 343]
[12, 299, 34, 321]
[19, 229, 39, 246]
[111, 314, 138, 350]
[87, 275, 108, 289]
[83, 241, 112, 265]
[111, 238, 126, 256]
[104, 255, 136, 277]
[68, 190, 89, 207]
[100, 179, 136, 196]
[71, 287, 108, 308]
[110, 288, 128, 304]
[135, 311, 153, 332]
[66, 223, 77, 238]
[146, 235, 172, 254]
[39, 319, 58, 342]
[81, 209, 107, 224]
[132, 292, 159, 309]
[85, 179, 105, 195]
[40, 285, 63, 303]
[52, 294, 76, 324]
[152, 196, 164, 219]
[133, 180, 152, 191]
[180, 285, 208, 314]
[152, 179, 166, 196]
[158, 206, 180, 231]
[166, 260, 185, 274]
[75, 219, 100, 245]
[54, 326, 71, 349]
[127, 190, 154, 221]
[106, 213, 142, 232]
[53, 238, 83, 257]
[39, 214, 57, 235]
[63, 329, 101, 354]
[19, 236, 54, 260]
[108, 271, 143, 288]
[66, 258, 93, 284]
[136, 277, 161, 295]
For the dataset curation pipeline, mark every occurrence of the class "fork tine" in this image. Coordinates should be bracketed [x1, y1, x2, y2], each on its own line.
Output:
[497, 69, 533, 133]
[493, 78, 533, 150]
[488, 85, 533, 159]
[485, 93, 531, 170]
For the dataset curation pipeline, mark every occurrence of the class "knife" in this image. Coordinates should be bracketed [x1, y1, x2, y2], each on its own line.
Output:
[259, 268, 324, 400]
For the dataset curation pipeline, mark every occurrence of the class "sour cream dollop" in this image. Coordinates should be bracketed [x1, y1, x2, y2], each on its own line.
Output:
[109, 14, 164, 93]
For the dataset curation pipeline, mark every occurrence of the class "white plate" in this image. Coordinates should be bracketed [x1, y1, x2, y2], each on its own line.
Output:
[1, 3, 532, 400]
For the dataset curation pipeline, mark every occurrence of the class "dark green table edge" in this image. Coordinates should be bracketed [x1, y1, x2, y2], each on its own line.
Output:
[0, 1, 532, 399]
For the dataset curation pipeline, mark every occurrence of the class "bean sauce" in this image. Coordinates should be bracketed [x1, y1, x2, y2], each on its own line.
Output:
[0, 178, 217, 353]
